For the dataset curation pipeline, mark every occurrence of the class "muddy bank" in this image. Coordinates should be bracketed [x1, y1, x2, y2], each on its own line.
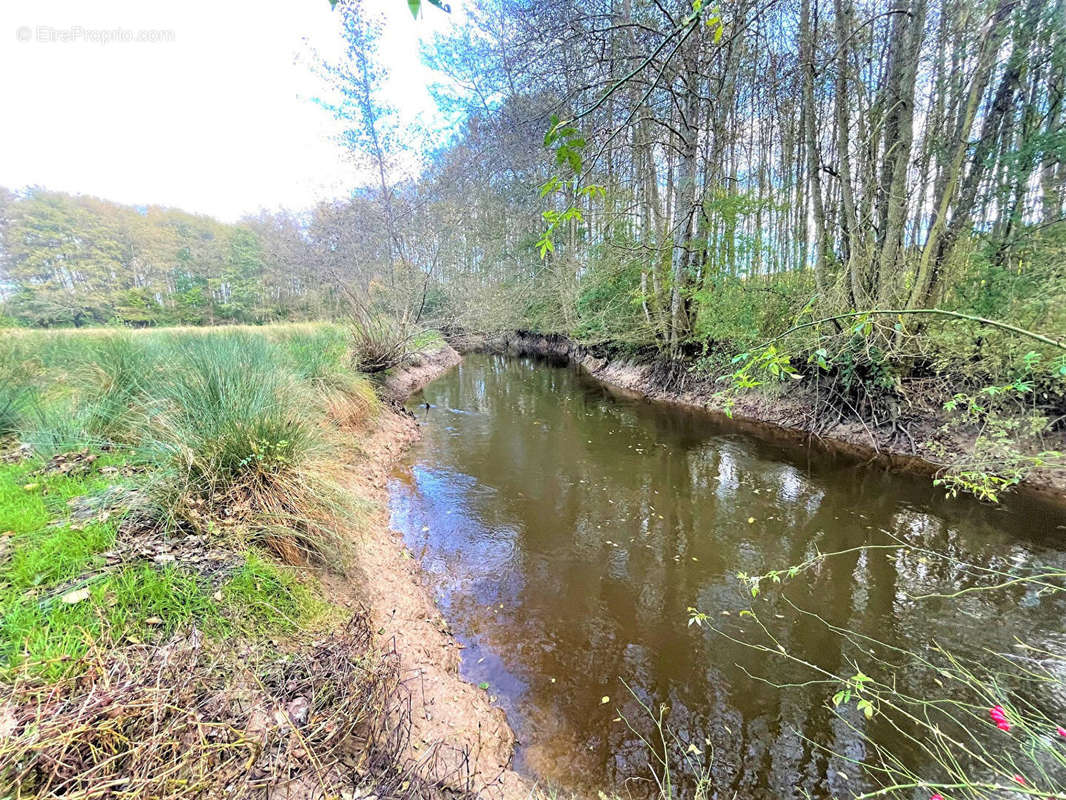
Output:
[382, 344, 463, 402]
[450, 331, 1066, 503]
[341, 343, 528, 799]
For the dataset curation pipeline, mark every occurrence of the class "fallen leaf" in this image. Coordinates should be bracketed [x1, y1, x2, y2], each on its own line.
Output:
[145, 616, 163, 625]
[61, 587, 90, 605]
[0, 704, 16, 738]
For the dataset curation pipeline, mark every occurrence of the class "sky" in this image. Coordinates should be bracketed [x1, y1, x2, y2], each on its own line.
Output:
[0, 0, 460, 222]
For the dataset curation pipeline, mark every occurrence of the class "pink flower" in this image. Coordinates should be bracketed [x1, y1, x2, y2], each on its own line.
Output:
[989, 706, 1011, 730]
[1057, 726, 1066, 737]
[930, 794, 944, 800]
[1013, 775, 1026, 786]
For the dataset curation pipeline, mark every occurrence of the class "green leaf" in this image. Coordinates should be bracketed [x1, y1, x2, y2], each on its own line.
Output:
[539, 176, 561, 198]
[537, 234, 555, 259]
[545, 114, 562, 147]
[408, 0, 421, 18]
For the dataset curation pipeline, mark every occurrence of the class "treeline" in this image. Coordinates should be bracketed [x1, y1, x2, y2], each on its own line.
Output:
[409, 0, 1066, 350]
[4, 0, 1065, 370]
[0, 188, 369, 327]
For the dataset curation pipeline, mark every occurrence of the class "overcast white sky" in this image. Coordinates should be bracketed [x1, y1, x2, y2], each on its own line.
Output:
[0, 0, 459, 221]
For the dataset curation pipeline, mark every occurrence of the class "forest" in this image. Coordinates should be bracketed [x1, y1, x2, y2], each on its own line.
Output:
[4, 0, 1064, 340]
[4, 0, 1064, 495]
[1, 0, 1066, 797]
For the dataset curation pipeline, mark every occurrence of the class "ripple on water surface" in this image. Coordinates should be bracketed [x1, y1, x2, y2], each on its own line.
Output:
[389, 353, 1066, 799]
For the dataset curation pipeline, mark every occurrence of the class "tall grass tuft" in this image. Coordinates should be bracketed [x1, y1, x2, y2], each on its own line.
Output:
[4, 324, 381, 564]
[79, 332, 157, 440]
[139, 332, 347, 562]
[278, 325, 381, 427]
[0, 337, 42, 438]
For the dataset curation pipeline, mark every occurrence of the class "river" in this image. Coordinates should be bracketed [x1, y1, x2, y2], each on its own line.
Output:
[388, 353, 1066, 798]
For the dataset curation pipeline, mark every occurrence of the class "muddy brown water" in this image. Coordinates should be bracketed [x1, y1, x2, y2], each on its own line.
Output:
[389, 353, 1066, 798]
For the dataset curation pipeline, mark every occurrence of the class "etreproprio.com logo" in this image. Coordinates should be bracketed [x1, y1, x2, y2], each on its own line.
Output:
[15, 25, 176, 44]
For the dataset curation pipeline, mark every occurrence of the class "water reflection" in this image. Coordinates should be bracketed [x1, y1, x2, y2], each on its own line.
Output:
[389, 354, 1066, 798]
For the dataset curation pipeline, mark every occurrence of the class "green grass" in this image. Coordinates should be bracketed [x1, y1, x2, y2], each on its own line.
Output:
[0, 455, 326, 679]
[0, 324, 382, 682]
[410, 328, 444, 351]
[3, 325, 377, 542]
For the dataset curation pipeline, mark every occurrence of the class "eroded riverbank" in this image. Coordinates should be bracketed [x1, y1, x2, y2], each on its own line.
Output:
[450, 331, 1066, 502]
[350, 343, 529, 798]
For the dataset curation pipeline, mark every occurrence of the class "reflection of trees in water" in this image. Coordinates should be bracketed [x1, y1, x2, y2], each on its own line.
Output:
[399, 355, 1066, 797]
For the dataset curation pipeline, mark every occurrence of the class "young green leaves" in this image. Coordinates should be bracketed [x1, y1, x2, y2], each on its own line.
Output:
[537, 115, 605, 259]
[408, 0, 451, 17]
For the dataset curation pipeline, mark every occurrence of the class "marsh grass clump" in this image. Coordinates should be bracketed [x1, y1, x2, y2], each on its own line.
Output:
[0, 340, 39, 439]
[136, 332, 348, 563]
[279, 324, 381, 427]
[0, 325, 442, 798]
[3, 326, 380, 564]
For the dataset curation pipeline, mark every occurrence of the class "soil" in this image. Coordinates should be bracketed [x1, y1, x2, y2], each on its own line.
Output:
[334, 344, 529, 799]
[381, 345, 463, 402]
[449, 330, 1066, 503]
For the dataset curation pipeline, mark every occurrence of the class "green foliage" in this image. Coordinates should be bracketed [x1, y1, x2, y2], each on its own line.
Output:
[691, 274, 812, 351]
[404, 0, 452, 18]
[931, 363, 1064, 502]
[0, 342, 37, 437]
[537, 117, 604, 259]
[574, 247, 647, 342]
[0, 326, 368, 680]
[0, 188, 331, 328]
[2, 325, 379, 559]
[149, 333, 319, 496]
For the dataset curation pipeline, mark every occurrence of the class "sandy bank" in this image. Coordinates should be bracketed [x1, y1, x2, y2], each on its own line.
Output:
[340, 343, 529, 799]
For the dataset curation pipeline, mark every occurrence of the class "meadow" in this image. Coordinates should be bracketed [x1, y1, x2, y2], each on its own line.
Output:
[0, 323, 420, 797]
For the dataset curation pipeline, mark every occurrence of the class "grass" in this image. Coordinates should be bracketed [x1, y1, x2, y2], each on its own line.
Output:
[0, 323, 384, 682]
[410, 328, 445, 351]
[0, 455, 328, 681]
[0, 323, 469, 798]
